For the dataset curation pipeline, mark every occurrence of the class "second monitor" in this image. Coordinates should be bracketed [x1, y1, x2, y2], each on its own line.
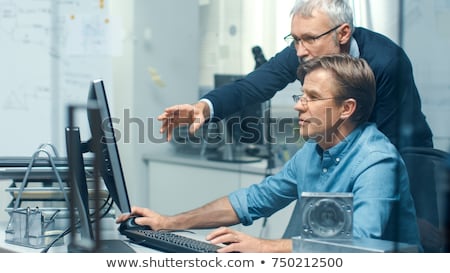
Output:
[206, 74, 267, 163]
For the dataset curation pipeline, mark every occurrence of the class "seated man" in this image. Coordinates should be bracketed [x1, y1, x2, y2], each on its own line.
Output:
[117, 54, 421, 253]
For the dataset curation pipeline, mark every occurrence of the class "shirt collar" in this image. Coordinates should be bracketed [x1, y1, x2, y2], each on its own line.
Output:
[349, 37, 360, 58]
[318, 124, 365, 165]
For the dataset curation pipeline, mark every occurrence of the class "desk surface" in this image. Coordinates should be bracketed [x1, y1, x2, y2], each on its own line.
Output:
[0, 219, 215, 253]
[0, 220, 154, 253]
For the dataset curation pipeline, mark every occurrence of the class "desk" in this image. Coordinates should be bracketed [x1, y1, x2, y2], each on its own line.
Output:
[0, 219, 155, 253]
[0, 218, 218, 253]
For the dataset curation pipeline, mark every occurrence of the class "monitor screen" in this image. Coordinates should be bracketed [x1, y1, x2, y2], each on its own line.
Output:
[87, 79, 131, 214]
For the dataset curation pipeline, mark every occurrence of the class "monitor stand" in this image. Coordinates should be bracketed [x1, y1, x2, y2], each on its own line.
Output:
[98, 240, 136, 253]
[68, 239, 135, 253]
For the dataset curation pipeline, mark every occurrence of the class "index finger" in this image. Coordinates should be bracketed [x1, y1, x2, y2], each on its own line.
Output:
[206, 227, 231, 241]
[115, 213, 132, 223]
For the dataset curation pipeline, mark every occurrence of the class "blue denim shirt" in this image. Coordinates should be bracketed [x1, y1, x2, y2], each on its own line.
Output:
[229, 123, 421, 246]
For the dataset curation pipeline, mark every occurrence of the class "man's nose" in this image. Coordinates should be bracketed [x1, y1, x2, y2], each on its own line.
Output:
[294, 101, 306, 112]
[296, 42, 309, 59]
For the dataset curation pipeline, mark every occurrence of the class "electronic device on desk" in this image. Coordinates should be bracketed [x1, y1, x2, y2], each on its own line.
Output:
[299, 192, 353, 239]
[66, 79, 223, 253]
[292, 192, 418, 252]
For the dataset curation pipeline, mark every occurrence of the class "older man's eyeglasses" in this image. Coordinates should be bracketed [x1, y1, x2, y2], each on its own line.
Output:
[284, 24, 342, 48]
[292, 94, 342, 107]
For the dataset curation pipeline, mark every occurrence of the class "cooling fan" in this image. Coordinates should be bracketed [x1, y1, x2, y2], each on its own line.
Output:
[300, 192, 353, 239]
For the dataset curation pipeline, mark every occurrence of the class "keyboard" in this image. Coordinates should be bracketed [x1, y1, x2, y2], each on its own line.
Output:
[120, 229, 222, 253]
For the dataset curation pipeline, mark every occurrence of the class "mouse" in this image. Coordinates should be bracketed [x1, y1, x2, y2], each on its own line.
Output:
[118, 216, 151, 232]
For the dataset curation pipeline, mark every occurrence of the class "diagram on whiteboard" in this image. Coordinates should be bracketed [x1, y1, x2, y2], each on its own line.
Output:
[0, 0, 114, 156]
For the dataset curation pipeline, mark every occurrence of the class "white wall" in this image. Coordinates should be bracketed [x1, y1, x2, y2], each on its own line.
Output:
[110, 0, 199, 207]
[199, 0, 295, 87]
[351, 0, 401, 43]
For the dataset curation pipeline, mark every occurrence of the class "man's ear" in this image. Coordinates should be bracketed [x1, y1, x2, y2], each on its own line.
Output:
[340, 98, 356, 120]
[338, 23, 352, 45]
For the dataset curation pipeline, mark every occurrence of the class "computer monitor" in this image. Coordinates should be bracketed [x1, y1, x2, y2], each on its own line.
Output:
[65, 79, 134, 252]
[65, 125, 93, 245]
[86, 79, 131, 214]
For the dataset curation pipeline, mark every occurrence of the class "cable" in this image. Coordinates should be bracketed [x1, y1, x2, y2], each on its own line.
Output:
[40, 194, 113, 253]
[40, 222, 76, 253]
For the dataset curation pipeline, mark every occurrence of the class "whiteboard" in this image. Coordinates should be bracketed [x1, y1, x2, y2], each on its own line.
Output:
[0, 0, 115, 156]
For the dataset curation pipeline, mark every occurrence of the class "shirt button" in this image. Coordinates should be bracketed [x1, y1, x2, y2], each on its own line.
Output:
[322, 168, 328, 173]
[335, 158, 340, 163]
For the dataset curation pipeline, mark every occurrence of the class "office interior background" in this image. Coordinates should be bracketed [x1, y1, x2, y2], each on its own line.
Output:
[0, 0, 449, 240]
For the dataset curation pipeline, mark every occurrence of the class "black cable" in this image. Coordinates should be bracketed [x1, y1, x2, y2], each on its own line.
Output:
[40, 194, 113, 253]
[91, 195, 114, 222]
[41, 222, 77, 253]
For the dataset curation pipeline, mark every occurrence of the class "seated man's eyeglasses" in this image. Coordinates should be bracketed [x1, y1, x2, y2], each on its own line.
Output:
[292, 94, 344, 107]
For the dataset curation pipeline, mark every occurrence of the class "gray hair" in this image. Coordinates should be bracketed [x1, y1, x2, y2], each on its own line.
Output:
[291, 0, 354, 34]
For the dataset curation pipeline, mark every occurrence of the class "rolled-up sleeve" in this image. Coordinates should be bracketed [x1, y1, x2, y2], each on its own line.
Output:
[228, 188, 253, 226]
[228, 157, 300, 226]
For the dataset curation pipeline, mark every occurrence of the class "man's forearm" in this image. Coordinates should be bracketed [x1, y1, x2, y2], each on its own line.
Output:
[167, 196, 239, 230]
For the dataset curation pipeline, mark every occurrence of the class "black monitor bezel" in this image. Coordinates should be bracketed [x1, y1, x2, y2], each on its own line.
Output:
[87, 79, 132, 214]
